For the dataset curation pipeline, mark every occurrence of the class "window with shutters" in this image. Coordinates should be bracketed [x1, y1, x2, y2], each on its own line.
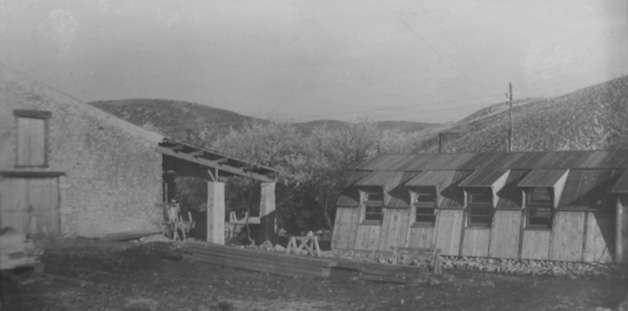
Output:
[412, 187, 437, 226]
[525, 187, 553, 229]
[14, 110, 51, 168]
[361, 188, 384, 224]
[466, 188, 493, 227]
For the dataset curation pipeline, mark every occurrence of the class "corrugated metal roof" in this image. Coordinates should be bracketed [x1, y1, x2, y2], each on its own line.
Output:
[559, 169, 623, 211]
[357, 150, 628, 172]
[345, 170, 372, 186]
[440, 171, 474, 208]
[336, 170, 372, 207]
[354, 154, 415, 171]
[336, 188, 360, 207]
[387, 172, 419, 208]
[459, 170, 509, 187]
[518, 170, 568, 187]
[612, 171, 628, 193]
[405, 170, 456, 187]
[354, 171, 404, 187]
[495, 170, 529, 209]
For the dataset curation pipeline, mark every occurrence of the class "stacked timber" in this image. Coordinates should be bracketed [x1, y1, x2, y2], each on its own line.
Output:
[185, 242, 436, 283]
[0, 229, 43, 271]
[184, 241, 335, 278]
[333, 259, 428, 283]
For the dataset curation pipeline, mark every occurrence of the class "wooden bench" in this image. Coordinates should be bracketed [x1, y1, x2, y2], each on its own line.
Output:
[390, 246, 442, 275]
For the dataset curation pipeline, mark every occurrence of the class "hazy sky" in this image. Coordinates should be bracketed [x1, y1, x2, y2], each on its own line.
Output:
[1, 0, 626, 123]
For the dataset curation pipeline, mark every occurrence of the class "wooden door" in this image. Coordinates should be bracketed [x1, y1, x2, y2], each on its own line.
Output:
[28, 178, 59, 234]
[0, 177, 59, 235]
[0, 178, 30, 233]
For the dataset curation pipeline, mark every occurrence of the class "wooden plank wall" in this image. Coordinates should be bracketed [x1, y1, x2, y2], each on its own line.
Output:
[355, 224, 381, 251]
[434, 210, 463, 256]
[0, 178, 30, 233]
[489, 210, 521, 258]
[461, 228, 490, 257]
[377, 209, 410, 251]
[28, 178, 59, 235]
[407, 226, 434, 248]
[550, 212, 585, 262]
[333, 205, 617, 263]
[331, 207, 361, 250]
[521, 230, 551, 260]
[582, 212, 613, 263]
[16, 118, 46, 167]
[621, 198, 628, 263]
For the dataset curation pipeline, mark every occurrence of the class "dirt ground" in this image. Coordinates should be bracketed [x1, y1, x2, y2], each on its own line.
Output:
[1, 238, 627, 311]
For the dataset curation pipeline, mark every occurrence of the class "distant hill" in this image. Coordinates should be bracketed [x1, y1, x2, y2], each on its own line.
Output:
[294, 119, 436, 133]
[90, 99, 260, 143]
[416, 75, 628, 153]
[90, 100, 438, 144]
[90, 76, 628, 153]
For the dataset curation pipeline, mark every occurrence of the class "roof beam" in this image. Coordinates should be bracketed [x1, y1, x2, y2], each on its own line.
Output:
[157, 146, 272, 182]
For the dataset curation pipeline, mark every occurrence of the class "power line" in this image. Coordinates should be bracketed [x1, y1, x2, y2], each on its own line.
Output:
[376, 0, 496, 95]
[369, 101, 500, 120]
[286, 93, 503, 122]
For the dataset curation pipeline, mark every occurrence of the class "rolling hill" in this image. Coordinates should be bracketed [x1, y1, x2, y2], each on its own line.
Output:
[415, 75, 628, 153]
[90, 99, 261, 143]
[89, 100, 438, 143]
[89, 75, 628, 153]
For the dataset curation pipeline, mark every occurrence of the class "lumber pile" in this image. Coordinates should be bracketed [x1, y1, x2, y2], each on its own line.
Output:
[332, 259, 428, 283]
[184, 241, 335, 278]
[184, 241, 436, 283]
[0, 229, 43, 271]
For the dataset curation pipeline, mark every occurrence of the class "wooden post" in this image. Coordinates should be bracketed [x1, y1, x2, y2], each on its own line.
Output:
[438, 133, 445, 154]
[508, 82, 513, 152]
[617, 198, 625, 263]
[259, 182, 277, 244]
[207, 182, 225, 244]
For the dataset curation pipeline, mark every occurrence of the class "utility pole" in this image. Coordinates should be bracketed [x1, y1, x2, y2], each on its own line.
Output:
[508, 82, 513, 152]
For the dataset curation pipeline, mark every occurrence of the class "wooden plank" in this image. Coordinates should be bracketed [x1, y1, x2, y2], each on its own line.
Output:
[28, 178, 59, 235]
[332, 207, 356, 250]
[377, 209, 407, 251]
[332, 207, 350, 249]
[489, 210, 521, 259]
[550, 212, 585, 261]
[100, 230, 163, 241]
[187, 248, 334, 269]
[520, 230, 550, 260]
[434, 210, 463, 256]
[582, 212, 613, 263]
[186, 243, 335, 267]
[407, 226, 434, 249]
[16, 118, 30, 166]
[0, 179, 30, 234]
[461, 228, 490, 257]
[187, 253, 330, 277]
[345, 207, 361, 250]
[28, 118, 46, 166]
[355, 224, 381, 251]
[186, 248, 333, 267]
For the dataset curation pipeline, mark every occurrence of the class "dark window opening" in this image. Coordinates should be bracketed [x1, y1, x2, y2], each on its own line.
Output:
[468, 188, 492, 205]
[362, 190, 384, 223]
[413, 187, 437, 225]
[467, 188, 493, 227]
[525, 187, 553, 229]
[14, 111, 50, 168]
[527, 187, 553, 205]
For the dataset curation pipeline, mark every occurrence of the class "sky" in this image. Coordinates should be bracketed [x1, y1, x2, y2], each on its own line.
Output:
[1, 0, 626, 123]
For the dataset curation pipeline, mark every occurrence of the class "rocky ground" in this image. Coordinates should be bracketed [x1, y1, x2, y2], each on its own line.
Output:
[1, 238, 627, 311]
